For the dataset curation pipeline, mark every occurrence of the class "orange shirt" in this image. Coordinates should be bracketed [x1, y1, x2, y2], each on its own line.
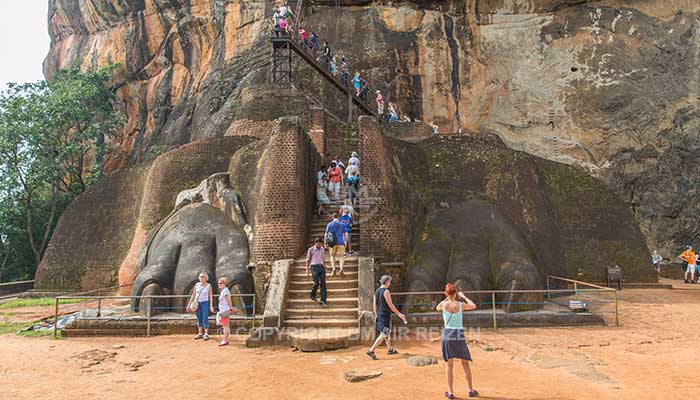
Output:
[681, 250, 696, 264]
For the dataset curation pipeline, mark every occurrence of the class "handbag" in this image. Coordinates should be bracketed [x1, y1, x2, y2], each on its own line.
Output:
[186, 284, 206, 313]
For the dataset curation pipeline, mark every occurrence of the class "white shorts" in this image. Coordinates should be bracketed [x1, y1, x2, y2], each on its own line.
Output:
[687, 264, 697, 274]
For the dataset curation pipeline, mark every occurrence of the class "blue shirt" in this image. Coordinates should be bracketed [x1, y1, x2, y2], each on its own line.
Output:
[326, 219, 346, 246]
[340, 215, 353, 232]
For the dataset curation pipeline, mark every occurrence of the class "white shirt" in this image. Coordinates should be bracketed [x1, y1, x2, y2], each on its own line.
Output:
[279, 5, 288, 16]
[345, 164, 359, 177]
[340, 204, 355, 218]
[219, 286, 231, 313]
[348, 156, 359, 166]
[194, 282, 211, 302]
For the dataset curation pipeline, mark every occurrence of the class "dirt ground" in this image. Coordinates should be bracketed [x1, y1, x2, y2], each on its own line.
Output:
[1, 285, 699, 400]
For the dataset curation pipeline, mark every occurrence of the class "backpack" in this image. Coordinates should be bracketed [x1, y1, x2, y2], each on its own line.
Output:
[325, 229, 336, 247]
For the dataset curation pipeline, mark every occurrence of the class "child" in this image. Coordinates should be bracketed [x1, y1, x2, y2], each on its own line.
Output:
[217, 277, 233, 346]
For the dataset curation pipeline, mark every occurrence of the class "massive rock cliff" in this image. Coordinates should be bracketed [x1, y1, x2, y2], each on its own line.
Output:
[44, 0, 700, 255]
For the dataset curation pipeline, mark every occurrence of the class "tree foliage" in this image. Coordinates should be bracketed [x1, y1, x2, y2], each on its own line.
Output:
[0, 65, 122, 282]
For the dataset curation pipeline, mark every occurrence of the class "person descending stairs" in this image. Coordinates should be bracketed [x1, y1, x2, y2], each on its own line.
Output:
[283, 187, 361, 329]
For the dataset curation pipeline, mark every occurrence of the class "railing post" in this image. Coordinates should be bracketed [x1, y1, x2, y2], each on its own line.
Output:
[574, 282, 578, 296]
[347, 92, 353, 123]
[96, 289, 101, 317]
[146, 302, 151, 338]
[252, 294, 256, 330]
[546, 276, 551, 302]
[613, 290, 619, 327]
[491, 292, 497, 330]
[53, 297, 59, 339]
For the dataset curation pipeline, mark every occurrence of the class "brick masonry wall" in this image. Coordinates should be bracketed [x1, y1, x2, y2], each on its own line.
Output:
[250, 118, 320, 263]
[308, 107, 326, 160]
[358, 117, 414, 261]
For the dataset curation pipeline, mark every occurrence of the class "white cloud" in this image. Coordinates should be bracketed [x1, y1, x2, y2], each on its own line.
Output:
[0, 1, 50, 89]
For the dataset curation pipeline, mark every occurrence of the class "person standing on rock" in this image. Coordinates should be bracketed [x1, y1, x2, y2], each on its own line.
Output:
[188, 272, 214, 341]
[679, 246, 696, 283]
[217, 277, 233, 346]
[437, 283, 478, 399]
[306, 237, 328, 307]
[325, 212, 347, 276]
[367, 275, 405, 360]
[651, 250, 663, 274]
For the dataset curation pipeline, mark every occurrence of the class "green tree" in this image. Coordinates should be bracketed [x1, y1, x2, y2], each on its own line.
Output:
[0, 65, 122, 282]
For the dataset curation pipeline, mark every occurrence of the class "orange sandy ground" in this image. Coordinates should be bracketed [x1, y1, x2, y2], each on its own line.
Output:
[1, 285, 699, 400]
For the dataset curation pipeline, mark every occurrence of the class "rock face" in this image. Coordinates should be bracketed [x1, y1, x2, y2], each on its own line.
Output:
[44, 0, 700, 256]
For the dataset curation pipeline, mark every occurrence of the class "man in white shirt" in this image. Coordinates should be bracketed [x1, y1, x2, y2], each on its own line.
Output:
[348, 151, 360, 167]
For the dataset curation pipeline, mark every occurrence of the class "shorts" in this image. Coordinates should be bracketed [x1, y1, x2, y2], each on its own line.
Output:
[330, 245, 345, 257]
[687, 264, 697, 274]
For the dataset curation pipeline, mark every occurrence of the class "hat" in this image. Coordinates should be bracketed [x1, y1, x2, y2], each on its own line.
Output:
[376, 90, 381, 94]
[351, 151, 358, 157]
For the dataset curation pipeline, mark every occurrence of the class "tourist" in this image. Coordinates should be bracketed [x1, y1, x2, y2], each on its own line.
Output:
[325, 212, 348, 276]
[306, 237, 328, 306]
[359, 79, 369, 102]
[322, 41, 332, 71]
[651, 250, 663, 274]
[437, 283, 478, 399]
[341, 57, 349, 86]
[310, 31, 318, 54]
[333, 155, 346, 170]
[317, 173, 331, 216]
[367, 275, 406, 360]
[330, 56, 338, 76]
[345, 159, 359, 179]
[679, 246, 696, 283]
[299, 26, 307, 46]
[429, 121, 439, 135]
[339, 198, 355, 220]
[340, 207, 353, 255]
[317, 164, 326, 182]
[376, 90, 384, 115]
[327, 162, 343, 201]
[278, 16, 287, 34]
[279, 2, 289, 22]
[352, 72, 361, 96]
[348, 151, 360, 167]
[272, 8, 282, 36]
[346, 171, 359, 206]
[217, 277, 233, 346]
[401, 114, 412, 122]
[188, 272, 214, 341]
[388, 102, 398, 123]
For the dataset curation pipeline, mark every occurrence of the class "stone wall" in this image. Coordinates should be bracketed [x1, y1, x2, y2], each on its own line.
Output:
[381, 122, 433, 143]
[249, 118, 321, 263]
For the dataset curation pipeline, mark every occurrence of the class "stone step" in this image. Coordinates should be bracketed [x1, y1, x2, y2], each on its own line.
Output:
[289, 279, 358, 290]
[290, 270, 358, 279]
[292, 265, 358, 272]
[286, 308, 358, 319]
[293, 257, 360, 264]
[280, 328, 360, 352]
[286, 298, 358, 309]
[287, 288, 357, 298]
[283, 318, 358, 329]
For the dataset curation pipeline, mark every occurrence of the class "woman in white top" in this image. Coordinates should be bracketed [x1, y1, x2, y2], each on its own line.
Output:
[189, 272, 214, 340]
[217, 277, 233, 346]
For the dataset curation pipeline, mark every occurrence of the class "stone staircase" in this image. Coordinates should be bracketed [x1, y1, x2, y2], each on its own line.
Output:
[283, 198, 361, 330]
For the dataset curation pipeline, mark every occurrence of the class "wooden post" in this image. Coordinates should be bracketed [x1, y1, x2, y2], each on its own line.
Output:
[546, 276, 551, 301]
[491, 292, 497, 330]
[53, 297, 59, 339]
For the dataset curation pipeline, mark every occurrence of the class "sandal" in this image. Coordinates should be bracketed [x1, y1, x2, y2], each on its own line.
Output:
[444, 392, 455, 400]
[469, 390, 479, 398]
[366, 351, 377, 360]
[387, 348, 399, 355]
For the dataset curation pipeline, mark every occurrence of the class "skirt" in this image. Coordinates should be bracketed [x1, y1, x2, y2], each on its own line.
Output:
[441, 328, 472, 361]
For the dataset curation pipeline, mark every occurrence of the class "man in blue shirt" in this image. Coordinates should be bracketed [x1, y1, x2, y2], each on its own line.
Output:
[325, 212, 347, 276]
[339, 209, 353, 256]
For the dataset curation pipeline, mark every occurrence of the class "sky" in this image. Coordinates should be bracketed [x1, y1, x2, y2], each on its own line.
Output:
[0, 1, 51, 90]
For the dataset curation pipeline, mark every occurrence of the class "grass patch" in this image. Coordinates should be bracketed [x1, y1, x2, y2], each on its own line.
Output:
[0, 297, 87, 309]
[0, 320, 34, 335]
[18, 329, 62, 338]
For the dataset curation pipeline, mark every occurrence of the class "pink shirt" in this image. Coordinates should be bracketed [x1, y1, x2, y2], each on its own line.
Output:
[306, 246, 325, 266]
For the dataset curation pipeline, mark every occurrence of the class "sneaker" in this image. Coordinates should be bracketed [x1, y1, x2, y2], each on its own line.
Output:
[349, 250, 354, 255]
[218, 340, 229, 347]
[309, 294, 317, 302]
[387, 348, 399, 355]
[331, 269, 336, 277]
[320, 301, 329, 307]
[203, 334, 210, 341]
[339, 269, 345, 276]
[194, 334, 203, 340]
[469, 390, 479, 398]
[366, 351, 377, 360]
